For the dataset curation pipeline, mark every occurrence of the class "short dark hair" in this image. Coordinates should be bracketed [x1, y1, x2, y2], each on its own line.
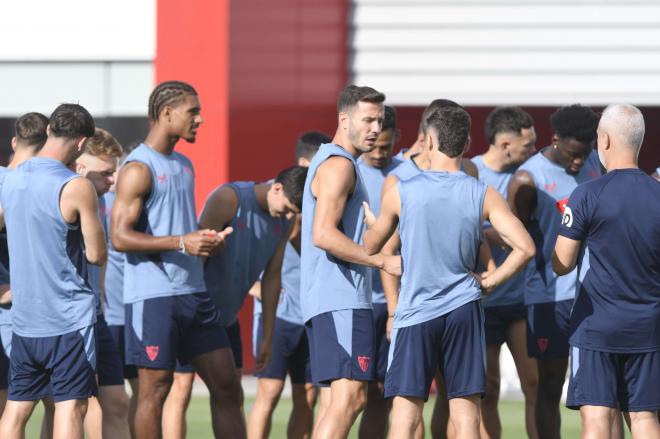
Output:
[49, 103, 95, 139]
[14, 112, 48, 149]
[426, 107, 471, 158]
[485, 107, 534, 145]
[337, 85, 385, 113]
[419, 98, 461, 134]
[550, 104, 599, 144]
[148, 80, 198, 121]
[383, 106, 397, 132]
[295, 131, 331, 162]
[274, 166, 309, 210]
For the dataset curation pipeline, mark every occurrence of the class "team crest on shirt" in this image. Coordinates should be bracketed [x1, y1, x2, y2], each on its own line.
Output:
[544, 182, 557, 193]
[146, 345, 160, 361]
[537, 338, 549, 353]
[588, 169, 600, 179]
[156, 174, 168, 183]
[562, 206, 573, 228]
[357, 356, 371, 372]
[555, 198, 569, 215]
[273, 223, 283, 236]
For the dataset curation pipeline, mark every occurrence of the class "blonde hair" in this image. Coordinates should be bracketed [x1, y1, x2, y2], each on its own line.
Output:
[83, 128, 123, 159]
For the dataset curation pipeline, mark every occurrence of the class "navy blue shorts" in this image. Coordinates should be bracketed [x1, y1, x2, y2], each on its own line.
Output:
[527, 299, 572, 359]
[125, 292, 230, 370]
[484, 304, 526, 346]
[305, 308, 375, 385]
[107, 324, 137, 380]
[9, 326, 97, 402]
[568, 346, 660, 412]
[95, 315, 124, 386]
[372, 303, 391, 381]
[175, 320, 242, 372]
[255, 316, 311, 384]
[385, 300, 486, 401]
[0, 324, 11, 390]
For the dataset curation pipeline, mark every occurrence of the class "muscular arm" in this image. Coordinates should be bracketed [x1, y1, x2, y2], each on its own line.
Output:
[507, 170, 537, 226]
[61, 177, 107, 265]
[311, 156, 385, 269]
[479, 187, 535, 291]
[111, 162, 223, 256]
[255, 221, 294, 371]
[111, 162, 178, 253]
[198, 186, 239, 232]
[379, 231, 401, 340]
[483, 227, 511, 252]
[552, 236, 581, 275]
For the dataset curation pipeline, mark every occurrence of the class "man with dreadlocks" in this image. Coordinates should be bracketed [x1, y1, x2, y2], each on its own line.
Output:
[110, 81, 244, 438]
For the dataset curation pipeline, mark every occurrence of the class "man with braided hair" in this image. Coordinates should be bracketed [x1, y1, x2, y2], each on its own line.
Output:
[110, 81, 243, 438]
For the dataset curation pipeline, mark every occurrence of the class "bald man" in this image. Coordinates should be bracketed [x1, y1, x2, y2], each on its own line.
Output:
[553, 104, 660, 439]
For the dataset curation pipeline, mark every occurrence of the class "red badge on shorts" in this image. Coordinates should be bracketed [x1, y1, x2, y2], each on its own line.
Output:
[146, 345, 160, 361]
[537, 338, 549, 353]
[357, 356, 370, 372]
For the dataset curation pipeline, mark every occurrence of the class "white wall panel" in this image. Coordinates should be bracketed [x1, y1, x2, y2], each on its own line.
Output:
[351, 1, 660, 105]
[0, 0, 156, 61]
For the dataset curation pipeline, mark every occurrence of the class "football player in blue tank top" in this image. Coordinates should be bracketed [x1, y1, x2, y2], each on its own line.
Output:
[363, 106, 535, 439]
[356, 105, 403, 439]
[0, 104, 107, 439]
[300, 85, 401, 439]
[110, 81, 242, 439]
[249, 131, 329, 439]
[473, 107, 540, 439]
[0, 112, 48, 418]
[553, 105, 660, 438]
[163, 165, 303, 430]
[508, 104, 602, 439]
[71, 129, 129, 439]
[379, 99, 487, 439]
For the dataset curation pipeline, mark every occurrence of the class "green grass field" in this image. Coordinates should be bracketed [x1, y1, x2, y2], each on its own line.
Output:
[23, 395, 632, 438]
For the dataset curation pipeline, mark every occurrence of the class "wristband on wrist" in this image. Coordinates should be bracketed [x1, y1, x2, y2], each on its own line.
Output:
[178, 235, 187, 254]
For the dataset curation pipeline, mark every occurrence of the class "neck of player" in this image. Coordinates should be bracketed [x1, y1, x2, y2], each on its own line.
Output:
[254, 182, 271, 213]
[144, 127, 180, 155]
[429, 149, 462, 172]
[604, 154, 638, 173]
[482, 146, 512, 172]
[332, 130, 362, 159]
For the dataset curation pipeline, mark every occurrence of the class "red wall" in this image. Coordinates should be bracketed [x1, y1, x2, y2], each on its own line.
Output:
[155, 0, 230, 211]
[229, 0, 348, 370]
[157, 0, 348, 371]
[394, 106, 660, 173]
